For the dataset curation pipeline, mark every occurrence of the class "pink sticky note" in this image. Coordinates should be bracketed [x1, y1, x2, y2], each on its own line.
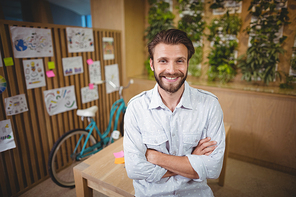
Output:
[113, 151, 124, 158]
[89, 83, 94, 89]
[46, 70, 55, 78]
[87, 59, 94, 65]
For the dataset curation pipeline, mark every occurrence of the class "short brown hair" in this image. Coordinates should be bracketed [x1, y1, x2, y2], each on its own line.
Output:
[148, 29, 195, 61]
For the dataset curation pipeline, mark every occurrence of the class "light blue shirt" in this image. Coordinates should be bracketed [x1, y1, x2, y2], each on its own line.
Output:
[124, 81, 225, 197]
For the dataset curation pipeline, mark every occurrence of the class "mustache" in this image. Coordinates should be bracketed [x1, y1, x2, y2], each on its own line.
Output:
[159, 72, 184, 78]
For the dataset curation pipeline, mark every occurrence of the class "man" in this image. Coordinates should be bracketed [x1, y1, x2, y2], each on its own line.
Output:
[124, 29, 225, 197]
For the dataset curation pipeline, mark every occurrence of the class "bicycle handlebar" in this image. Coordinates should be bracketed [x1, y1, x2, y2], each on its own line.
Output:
[94, 79, 133, 98]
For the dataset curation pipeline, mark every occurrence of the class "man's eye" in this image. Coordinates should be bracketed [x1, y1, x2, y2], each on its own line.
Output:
[160, 60, 167, 63]
[177, 59, 184, 63]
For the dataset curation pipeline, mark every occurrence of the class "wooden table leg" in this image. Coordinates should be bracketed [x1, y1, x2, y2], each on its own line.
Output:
[74, 162, 93, 197]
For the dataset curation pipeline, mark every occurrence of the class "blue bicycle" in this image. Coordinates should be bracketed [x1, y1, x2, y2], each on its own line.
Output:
[48, 80, 133, 188]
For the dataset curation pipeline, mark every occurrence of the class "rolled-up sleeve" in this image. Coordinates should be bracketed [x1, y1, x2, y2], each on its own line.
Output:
[123, 103, 167, 183]
[186, 99, 225, 181]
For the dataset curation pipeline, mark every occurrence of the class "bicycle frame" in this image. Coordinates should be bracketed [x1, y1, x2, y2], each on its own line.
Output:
[74, 98, 126, 160]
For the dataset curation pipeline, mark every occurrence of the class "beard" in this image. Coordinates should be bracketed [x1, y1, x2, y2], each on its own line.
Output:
[153, 64, 188, 94]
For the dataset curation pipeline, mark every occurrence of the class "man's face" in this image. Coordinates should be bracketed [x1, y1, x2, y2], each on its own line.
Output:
[150, 43, 188, 94]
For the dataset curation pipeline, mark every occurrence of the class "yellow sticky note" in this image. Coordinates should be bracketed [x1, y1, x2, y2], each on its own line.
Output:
[48, 61, 55, 69]
[4, 57, 14, 66]
[114, 157, 125, 164]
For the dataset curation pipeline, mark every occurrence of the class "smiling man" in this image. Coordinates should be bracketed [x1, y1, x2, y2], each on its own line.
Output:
[124, 29, 225, 197]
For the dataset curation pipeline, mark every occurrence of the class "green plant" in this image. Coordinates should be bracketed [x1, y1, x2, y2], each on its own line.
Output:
[238, 0, 290, 85]
[207, 39, 238, 83]
[291, 52, 296, 71]
[177, 0, 205, 42]
[188, 46, 202, 77]
[279, 73, 296, 89]
[144, 0, 175, 77]
[207, 12, 241, 83]
[177, 0, 205, 77]
[145, 0, 175, 43]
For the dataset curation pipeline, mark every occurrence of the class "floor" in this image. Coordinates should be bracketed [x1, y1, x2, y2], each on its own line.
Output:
[20, 158, 296, 197]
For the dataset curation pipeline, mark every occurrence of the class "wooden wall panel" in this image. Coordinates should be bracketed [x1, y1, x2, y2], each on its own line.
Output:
[0, 20, 122, 196]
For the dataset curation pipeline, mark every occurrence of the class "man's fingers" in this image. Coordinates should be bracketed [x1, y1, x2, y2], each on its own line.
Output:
[202, 146, 217, 155]
[198, 137, 211, 145]
[200, 140, 217, 150]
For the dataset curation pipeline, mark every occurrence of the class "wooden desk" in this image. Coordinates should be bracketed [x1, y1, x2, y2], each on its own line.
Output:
[74, 123, 231, 197]
[74, 137, 134, 197]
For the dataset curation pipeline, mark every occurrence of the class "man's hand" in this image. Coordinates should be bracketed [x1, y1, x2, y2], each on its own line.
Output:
[145, 149, 161, 165]
[192, 137, 217, 156]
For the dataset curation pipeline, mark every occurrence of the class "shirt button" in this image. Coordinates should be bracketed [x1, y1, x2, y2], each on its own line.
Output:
[172, 151, 176, 155]
[154, 140, 157, 144]
[172, 133, 175, 137]
[195, 139, 198, 142]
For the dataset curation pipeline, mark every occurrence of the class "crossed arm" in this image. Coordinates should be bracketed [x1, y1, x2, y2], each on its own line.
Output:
[145, 137, 217, 179]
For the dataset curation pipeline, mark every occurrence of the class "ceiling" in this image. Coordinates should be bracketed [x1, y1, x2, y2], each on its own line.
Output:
[46, 0, 91, 15]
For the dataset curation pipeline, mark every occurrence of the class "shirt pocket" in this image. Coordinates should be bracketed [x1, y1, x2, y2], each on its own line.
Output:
[183, 133, 201, 153]
[142, 132, 168, 154]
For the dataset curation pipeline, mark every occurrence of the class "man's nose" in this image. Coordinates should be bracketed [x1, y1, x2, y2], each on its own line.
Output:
[166, 62, 177, 74]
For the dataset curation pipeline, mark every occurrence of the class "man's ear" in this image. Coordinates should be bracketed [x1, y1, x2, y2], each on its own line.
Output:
[150, 58, 154, 71]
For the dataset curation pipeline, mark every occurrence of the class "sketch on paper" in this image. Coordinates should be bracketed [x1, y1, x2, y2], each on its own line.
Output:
[103, 37, 115, 60]
[0, 119, 16, 153]
[62, 56, 84, 76]
[66, 27, 94, 53]
[81, 85, 99, 104]
[5, 94, 28, 116]
[10, 26, 53, 58]
[89, 61, 101, 84]
[213, 0, 242, 15]
[23, 59, 46, 89]
[44, 85, 77, 116]
[105, 64, 120, 94]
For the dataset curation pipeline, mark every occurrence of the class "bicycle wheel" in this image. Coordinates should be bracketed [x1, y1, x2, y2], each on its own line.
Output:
[48, 129, 97, 188]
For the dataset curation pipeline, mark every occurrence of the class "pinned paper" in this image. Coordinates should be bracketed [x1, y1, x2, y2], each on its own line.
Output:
[46, 70, 55, 78]
[4, 57, 14, 66]
[81, 85, 98, 104]
[23, 59, 46, 89]
[87, 59, 94, 65]
[48, 61, 55, 69]
[114, 157, 125, 164]
[89, 83, 94, 89]
[113, 150, 124, 158]
[5, 94, 28, 116]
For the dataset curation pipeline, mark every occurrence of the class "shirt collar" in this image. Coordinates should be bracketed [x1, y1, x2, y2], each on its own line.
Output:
[148, 81, 192, 110]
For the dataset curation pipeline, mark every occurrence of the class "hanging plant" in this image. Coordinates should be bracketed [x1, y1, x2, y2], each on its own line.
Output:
[210, 0, 242, 10]
[207, 11, 242, 83]
[237, 0, 290, 85]
[145, 0, 175, 43]
[279, 73, 296, 89]
[145, 0, 175, 78]
[291, 50, 296, 71]
[177, 0, 205, 77]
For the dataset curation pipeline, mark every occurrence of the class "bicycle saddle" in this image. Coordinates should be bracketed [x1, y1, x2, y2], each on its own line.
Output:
[77, 106, 98, 117]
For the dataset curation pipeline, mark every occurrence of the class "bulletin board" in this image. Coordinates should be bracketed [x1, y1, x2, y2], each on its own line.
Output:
[0, 19, 123, 197]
